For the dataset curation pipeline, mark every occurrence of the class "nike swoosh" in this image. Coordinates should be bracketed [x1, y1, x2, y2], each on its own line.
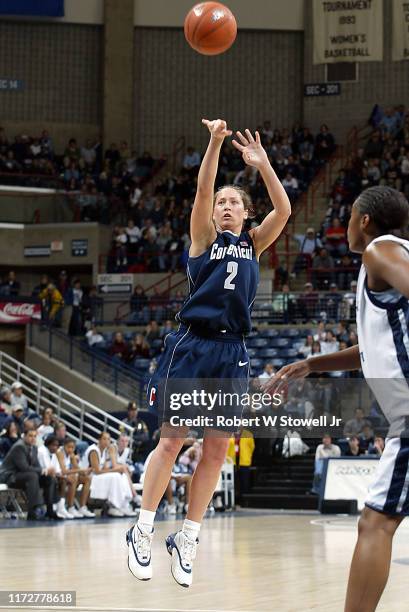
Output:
[238, 361, 248, 366]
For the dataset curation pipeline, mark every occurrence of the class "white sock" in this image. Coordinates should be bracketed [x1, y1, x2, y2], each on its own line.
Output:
[182, 518, 201, 541]
[57, 498, 65, 510]
[137, 508, 156, 533]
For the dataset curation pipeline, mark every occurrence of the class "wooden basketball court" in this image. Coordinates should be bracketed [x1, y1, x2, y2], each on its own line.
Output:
[1, 510, 408, 612]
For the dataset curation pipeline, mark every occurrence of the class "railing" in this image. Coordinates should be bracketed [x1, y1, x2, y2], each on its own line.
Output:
[0, 351, 134, 447]
[28, 322, 144, 404]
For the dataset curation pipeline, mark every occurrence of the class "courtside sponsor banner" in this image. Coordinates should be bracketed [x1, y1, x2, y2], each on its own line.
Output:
[0, 301, 41, 324]
[313, 0, 383, 64]
[323, 457, 379, 510]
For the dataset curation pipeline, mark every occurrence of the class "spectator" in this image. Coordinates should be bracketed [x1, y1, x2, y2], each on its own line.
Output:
[82, 286, 103, 327]
[80, 431, 135, 517]
[145, 320, 160, 343]
[0, 428, 60, 520]
[258, 363, 275, 380]
[68, 279, 84, 336]
[39, 283, 64, 326]
[85, 326, 105, 348]
[321, 331, 339, 355]
[282, 172, 299, 201]
[120, 402, 150, 461]
[182, 146, 201, 176]
[10, 382, 31, 418]
[109, 332, 129, 362]
[324, 218, 347, 256]
[312, 248, 335, 289]
[298, 282, 319, 322]
[344, 435, 364, 457]
[368, 436, 385, 456]
[292, 228, 322, 276]
[56, 437, 95, 518]
[127, 334, 150, 362]
[298, 335, 314, 358]
[37, 410, 55, 444]
[4, 404, 25, 436]
[312, 434, 341, 492]
[0, 270, 20, 296]
[315, 124, 335, 160]
[343, 408, 373, 437]
[359, 424, 375, 453]
[0, 387, 12, 413]
[0, 420, 19, 459]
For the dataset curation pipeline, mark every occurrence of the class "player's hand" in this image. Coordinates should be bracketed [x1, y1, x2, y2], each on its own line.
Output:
[232, 129, 269, 169]
[261, 360, 311, 395]
[202, 118, 232, 141]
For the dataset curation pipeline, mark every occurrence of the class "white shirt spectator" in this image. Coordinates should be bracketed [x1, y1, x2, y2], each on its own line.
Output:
[72, 288, 83, 307]
[401, 156, 409, 176]
[183, 150, 201, 169]
[321, 339, 339, 355]
[86, 329, 105, 347]
[37, 424, 55, 444]
[294, 233, 322, 255]
[130, 186, 142, 207]
[126, 224, 141, 243]
[282, 176, 298, 190]
[81, 145, 96, 166]
[315, 443, 341, 460]
[38, 445, 62, 474]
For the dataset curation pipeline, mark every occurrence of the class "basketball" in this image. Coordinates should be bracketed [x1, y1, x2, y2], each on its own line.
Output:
[184, 2, 237, 56]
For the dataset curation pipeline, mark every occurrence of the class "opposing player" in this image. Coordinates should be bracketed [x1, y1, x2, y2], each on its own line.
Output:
[126, 119, 291, 587]
[264, 186, 409, 612]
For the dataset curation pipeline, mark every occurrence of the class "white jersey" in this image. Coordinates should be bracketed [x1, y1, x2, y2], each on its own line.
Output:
[81, 443, 108, 470]
[356, 234, 409, 432]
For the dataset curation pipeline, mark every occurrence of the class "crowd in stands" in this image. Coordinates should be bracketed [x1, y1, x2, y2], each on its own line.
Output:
[106, 121, 335, 273]
[0, 127, 162, 223]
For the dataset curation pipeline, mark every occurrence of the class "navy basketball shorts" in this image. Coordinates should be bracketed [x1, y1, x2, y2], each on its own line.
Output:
[147, 324, 250, 432]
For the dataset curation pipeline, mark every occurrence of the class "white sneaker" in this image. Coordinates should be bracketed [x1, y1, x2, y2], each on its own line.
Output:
[56, 507, 74, 520]
[78, 506, 96, 518]
[126, 525, 153, 580]
[68, 506, 83, 519]
[166, 530, 198, 588]
[107, 507, 125, 517]
[167, 503, 177, 515]
[121, 503, 137, 517]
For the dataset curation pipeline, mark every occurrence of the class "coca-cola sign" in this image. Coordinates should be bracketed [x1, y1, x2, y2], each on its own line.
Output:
[0, 301, 41, 324]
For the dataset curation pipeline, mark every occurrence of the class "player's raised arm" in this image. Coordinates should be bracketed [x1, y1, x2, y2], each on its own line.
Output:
[232, 129, 291, 258]
[190, 119, 232, 256]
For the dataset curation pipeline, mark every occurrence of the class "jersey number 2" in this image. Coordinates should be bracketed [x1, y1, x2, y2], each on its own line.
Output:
[224, 261, 238, 290]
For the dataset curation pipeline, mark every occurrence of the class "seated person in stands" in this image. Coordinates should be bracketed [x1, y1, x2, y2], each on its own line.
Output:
[56, 437, 95, 518]
[0, 386, 12, 413]
[0, 420, 19, 459]
[368, 436, 385, 457]
[126, 334, 150, 363]
[359, 424, 375, 454]
[344, 435, 365, 457]
[298, 335, 314, 359]
[130, 285, 148, 316]
[292, 228, 322, 275]
[85, 326, 105, 348]
[10, 381, 32, 419]
[343, 408, 373, 437]
[54, 421, 88, 457]
[324, 218, 347, 256]
[4, 404, 25, 436]
[0, 427, 60, 521]
[145, 320, 160, 343]
[0, 270, 20, 296]
[315, 124, 335, 160]
[109, 332, 129, 362]
[311, 247, 335, 288]
[312, 434, 341, 493]
[81, 431, 136, 518]
[258, 363, 275, 381]
[37, 409, 56, 445]
[120, 402, 150, 461]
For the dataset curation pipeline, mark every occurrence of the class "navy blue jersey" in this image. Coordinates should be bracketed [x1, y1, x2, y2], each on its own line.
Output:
[176, 230, 259, 334]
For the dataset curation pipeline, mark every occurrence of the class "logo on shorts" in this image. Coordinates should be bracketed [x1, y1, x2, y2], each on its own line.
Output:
[238, 361, 248, 367]
[149, 387, 157, 406]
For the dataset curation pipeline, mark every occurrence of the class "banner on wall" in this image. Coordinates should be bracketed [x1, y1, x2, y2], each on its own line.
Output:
[0, 0, 64, 17]
[392, 0, 409, 61]
[313, 0, 383, 64]
[0, 301, 41, 325]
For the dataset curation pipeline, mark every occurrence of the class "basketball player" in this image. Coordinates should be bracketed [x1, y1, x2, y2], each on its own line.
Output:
[264, 186, 409, 612]
[126, 119, 291, 587]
